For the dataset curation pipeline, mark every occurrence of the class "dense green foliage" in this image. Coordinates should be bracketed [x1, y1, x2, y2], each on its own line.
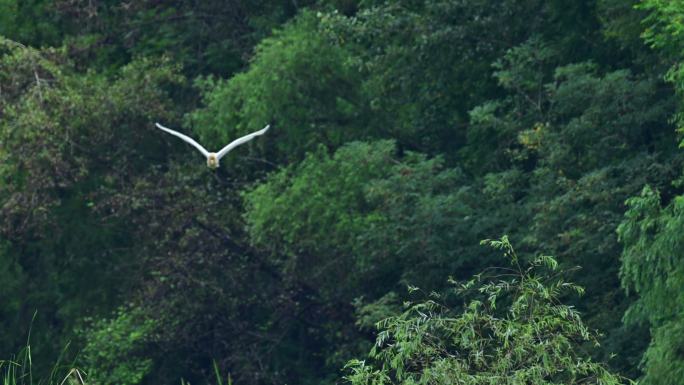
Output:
[347, 238, 628, 385]
[618, 187, 684, 385]
[613, 2, 684, 383]
[2, 1, 684, 384]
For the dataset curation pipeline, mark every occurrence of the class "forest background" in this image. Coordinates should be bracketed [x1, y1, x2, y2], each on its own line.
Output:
[2, 1, 684, 384]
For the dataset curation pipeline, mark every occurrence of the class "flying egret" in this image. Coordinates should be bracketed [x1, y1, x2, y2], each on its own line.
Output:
[155, 122, 270, 169]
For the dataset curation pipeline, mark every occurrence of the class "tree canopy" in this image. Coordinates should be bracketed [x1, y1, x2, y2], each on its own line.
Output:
[1, 1, 684, 384]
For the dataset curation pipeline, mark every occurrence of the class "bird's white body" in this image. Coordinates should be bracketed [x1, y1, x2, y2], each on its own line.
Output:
[155, 122, 270, 169]
[206, 153, 219, 168]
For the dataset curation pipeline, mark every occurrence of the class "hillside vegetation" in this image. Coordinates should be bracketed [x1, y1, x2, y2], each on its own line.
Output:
[1, 1, 684, 384]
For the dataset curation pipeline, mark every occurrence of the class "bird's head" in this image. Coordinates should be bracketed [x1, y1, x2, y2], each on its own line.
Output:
[207, 153, 219, 169]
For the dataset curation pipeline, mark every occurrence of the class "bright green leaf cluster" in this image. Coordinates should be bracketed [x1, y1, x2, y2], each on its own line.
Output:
[346, 238, 628, 385]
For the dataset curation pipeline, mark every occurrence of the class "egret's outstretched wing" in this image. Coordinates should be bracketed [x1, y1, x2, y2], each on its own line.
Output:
[155, 122, 210, 158]
[216, 124, 270, 160]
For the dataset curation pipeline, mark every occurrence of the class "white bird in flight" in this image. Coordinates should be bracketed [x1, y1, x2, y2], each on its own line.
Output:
[155, 122, 270, 169]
